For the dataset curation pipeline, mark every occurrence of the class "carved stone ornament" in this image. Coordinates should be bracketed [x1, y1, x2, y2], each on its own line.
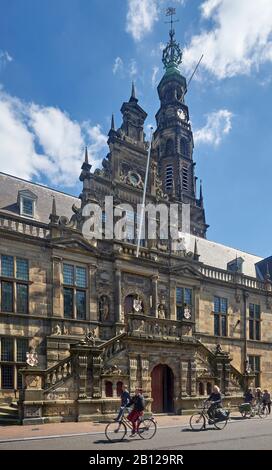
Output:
[26, 349, 39, 367]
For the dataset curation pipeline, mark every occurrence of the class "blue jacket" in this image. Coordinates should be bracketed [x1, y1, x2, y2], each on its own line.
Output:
[121, 390, 131, 407]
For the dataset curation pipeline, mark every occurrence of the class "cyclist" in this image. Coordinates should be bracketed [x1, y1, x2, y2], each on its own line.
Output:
[255, 387, 262, 404]
[114, 384, 131, 422]
[127, 388, 145, 437]
[244, 388, 254, 404]
[262, 389, 271, 415]
[206, 385, 222, 422]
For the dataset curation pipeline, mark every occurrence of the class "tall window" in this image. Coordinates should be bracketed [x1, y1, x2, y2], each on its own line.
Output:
[0, 337, 29, 389]
[165, 165, 173, 191]
[214, 297, 228, 336]
[249, 304, 261, 340]
[0, 256, 29, 313]
[176, 287, 192, 321]
[182, 166, 189, 191]
[180, 138, 188, 156]
[248, 356, 261, 387]
[63, 264, 87, 320]
[166, 139, 174, 155]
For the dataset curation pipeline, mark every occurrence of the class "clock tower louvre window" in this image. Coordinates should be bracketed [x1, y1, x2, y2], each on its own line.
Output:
[182, 166, 189, 191]
[165, 165, 173, 191]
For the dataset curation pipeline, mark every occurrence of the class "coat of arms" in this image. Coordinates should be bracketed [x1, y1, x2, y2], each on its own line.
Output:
[26, 350, 39, 367]
[183, 306, 192, 320]
[133, 298, 143, 313]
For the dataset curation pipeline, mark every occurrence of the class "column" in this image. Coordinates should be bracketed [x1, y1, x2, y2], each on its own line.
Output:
[180, 361, 188, 397]
[115, 269, 122, 323]
[52, 256, 62, 317]
[88, 264, 98, 321]
[129, 356, 138, 391]
[152, 275, 158, 317]
[190, 360, 197, 397]
[170, 279, 176, 320]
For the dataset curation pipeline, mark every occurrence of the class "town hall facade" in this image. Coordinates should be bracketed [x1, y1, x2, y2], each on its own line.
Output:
[0, 26, 272, 423]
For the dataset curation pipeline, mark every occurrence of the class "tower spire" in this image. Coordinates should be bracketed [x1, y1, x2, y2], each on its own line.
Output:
[129, 81, 138, 102]
[85, 146, 89, 164]
[162, 8, 182, 74]
[111, 113, 115, 131]
[193, 239, 200, 261]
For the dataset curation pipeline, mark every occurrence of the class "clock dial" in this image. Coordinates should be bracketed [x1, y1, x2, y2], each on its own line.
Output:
[177, 109, 186, 121]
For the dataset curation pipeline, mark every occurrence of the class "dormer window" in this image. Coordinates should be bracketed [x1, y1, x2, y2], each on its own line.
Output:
[18, 190, 37, 219]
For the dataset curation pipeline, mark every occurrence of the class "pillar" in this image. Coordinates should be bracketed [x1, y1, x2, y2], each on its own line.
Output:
[88, 264, 98, 321]
[180, 361, 188, 397]
[52, 256, 62, 317]
[115, 269, 122, 322]
[152, 275, 158, 317]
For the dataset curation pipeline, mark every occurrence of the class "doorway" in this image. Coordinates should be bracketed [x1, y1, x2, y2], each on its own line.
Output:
[151, 364, 174, 413]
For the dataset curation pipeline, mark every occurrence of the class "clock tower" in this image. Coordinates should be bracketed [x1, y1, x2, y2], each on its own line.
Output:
[153, 21, 208, 238]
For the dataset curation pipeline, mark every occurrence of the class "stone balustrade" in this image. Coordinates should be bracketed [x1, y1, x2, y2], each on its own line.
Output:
[126, 313, 193, 340]
[200, 265, 267, 291]
[43, 356, 72, 391]
[0, 213, 50, 239]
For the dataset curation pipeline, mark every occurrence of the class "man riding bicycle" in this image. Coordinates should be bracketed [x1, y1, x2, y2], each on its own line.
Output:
[206, 385, 222, 422]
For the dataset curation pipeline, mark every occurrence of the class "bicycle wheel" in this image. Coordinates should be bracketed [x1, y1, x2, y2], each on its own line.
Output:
[189, 412, 205, 431]
[138, 418, 157, 440]
[258, 407, 268, 419]
[105, 421, 127, 442]
[213, 416, 228, 430]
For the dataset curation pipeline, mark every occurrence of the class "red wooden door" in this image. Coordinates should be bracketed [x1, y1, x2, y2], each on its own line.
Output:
[151, 365, 164, 413]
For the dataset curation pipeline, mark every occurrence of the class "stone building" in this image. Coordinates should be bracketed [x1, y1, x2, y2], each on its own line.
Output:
[0, 27, 272, 423]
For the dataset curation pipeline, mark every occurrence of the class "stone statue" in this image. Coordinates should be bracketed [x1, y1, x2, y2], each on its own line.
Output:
[99, 296, 111, 322]
[214, 344, 229, 357]
[52, 324, 62, 336]
[85, 327, 97, 346]
[158, 303, 166, 319]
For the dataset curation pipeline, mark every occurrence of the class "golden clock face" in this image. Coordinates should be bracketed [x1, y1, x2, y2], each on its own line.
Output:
[128, 171, 142, 187]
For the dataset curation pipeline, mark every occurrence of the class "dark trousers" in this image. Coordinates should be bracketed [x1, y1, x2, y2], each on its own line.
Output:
[263, 402, 271, 414]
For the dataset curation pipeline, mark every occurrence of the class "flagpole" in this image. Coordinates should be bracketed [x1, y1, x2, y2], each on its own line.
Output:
[136, 127, 153, 258]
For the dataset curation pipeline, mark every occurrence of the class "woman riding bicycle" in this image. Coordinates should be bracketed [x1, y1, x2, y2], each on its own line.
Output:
[127, 388, 145, 437]
[206, 385, 222, 422]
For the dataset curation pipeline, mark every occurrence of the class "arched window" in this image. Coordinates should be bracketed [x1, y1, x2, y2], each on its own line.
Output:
[166, 139, 174, 155]
[165, 165, 173, 191]
[198, 382, 205, 396]
[180, 138, 188, 156]
[105, 381, 113, 397]
[207, 382, 212, 395]
[117, 381, 123, 397]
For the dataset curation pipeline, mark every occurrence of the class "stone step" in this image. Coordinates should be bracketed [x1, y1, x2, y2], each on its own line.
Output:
[0, 415, 20, 425]
[0, 405, 18, 415]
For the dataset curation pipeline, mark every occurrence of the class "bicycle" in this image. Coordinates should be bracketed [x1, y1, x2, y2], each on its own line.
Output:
[239, 402, 268, 419]
[105, 409, 157, 442]
[190, 401, 230, 431]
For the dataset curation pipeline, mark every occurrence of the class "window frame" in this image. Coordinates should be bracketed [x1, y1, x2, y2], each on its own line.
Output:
[213, 296, 228, 337]
[176, 286, 193, 321]
[62, 263, 88, 320]
[249, 303, 261, 341]
[0, 255, 29, 314]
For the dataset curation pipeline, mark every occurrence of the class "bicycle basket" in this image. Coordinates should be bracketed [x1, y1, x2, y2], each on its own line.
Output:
[238, 403, 251, 413]
[215, 408, 229, 421]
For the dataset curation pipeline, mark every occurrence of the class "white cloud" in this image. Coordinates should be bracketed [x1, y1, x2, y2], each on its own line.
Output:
[126, 0, 159, 42]
[129, 59, 138, 77]
[113, 56, 123, 75]
[0, 88, 108, 187]
[151, 66, 159, 87]
[0, 50, 13, 69]
[194, 109, 233, 146]
[183, 0, 272, 79]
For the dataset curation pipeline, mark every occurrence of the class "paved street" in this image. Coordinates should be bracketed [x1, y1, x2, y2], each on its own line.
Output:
[0, 416, 271, 450]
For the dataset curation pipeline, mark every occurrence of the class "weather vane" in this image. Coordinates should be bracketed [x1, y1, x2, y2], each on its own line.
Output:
[165, 7, 179, 34]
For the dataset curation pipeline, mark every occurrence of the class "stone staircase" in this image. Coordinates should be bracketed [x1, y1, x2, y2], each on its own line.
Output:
[0, 402, 20, 426]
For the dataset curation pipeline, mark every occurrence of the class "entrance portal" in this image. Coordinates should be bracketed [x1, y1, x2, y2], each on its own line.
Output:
[151, 364, 174, 413]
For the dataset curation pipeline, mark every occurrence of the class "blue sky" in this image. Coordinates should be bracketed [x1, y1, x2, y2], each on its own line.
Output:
[1, 0, 272, 257]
